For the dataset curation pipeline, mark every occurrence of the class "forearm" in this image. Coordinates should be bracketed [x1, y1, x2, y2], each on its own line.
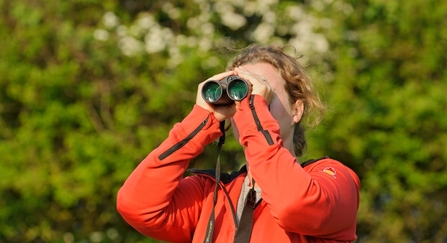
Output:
[233, 95, 309, 210]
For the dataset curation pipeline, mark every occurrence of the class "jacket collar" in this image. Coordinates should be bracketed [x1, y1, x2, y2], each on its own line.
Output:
[187, 165, 247, 184]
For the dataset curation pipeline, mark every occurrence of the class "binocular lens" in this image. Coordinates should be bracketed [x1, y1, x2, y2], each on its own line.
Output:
[202, 82, 223, 103]
[227, 80, 248, 101]
[201, 76, 248, 104]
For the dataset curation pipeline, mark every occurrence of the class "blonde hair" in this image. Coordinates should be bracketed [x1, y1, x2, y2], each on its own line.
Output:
[227, 44, 326, 156]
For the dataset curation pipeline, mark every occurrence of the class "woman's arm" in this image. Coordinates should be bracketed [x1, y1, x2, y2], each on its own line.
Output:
[233, 95, 360, 237]
[117, 105, 222, 242]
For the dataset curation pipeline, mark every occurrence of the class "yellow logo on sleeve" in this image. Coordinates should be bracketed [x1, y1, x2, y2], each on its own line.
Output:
[321, 167, 337, 178]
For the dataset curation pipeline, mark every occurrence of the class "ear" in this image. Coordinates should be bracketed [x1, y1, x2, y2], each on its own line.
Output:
[292, 100, 304, 123]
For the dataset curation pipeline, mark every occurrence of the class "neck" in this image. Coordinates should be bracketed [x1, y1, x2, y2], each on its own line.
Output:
[282, 134, 296, 157]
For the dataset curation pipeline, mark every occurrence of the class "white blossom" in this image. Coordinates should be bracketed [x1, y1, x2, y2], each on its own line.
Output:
[103, 12, 119, 29]
[252, 23, 275, 43]
[118, 36, 142, 56]
[220, 12, 247, 30]
[144, 29, 166, 53]
[96, 0, 334, 58]
[137, 13, 155, 29]
[93, 29, 109, 41]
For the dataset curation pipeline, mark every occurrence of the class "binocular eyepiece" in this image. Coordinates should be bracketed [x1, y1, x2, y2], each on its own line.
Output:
[201, 76, 249, 105]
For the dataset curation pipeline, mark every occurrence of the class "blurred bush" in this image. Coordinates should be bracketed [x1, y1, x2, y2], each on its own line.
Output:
[0, 0, 446, 242]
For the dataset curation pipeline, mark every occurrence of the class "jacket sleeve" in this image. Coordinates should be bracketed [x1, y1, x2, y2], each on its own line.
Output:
[116, 105, 222, 242]
[233, 95, 360, 238]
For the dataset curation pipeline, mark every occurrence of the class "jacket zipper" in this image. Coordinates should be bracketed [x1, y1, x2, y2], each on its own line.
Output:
[158, 116, 209, 160]
[249, 96, 274, 145]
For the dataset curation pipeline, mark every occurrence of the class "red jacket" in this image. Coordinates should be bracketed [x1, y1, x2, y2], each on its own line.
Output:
[117, 95, 360, 242]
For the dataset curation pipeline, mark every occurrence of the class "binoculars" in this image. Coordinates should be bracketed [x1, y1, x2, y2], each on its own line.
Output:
[201, 76, 249, 105]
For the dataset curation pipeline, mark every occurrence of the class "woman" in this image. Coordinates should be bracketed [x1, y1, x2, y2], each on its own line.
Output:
[117, 44, 360, 242]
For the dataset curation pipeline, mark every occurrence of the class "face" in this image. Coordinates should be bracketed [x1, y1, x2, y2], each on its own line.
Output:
[231, 63, 303, 152]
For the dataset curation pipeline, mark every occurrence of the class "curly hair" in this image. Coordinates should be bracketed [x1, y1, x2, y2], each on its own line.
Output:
[227, 44, 326, 156]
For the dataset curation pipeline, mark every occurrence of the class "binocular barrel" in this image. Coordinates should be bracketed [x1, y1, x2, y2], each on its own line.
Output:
[201, 76, 249, 105]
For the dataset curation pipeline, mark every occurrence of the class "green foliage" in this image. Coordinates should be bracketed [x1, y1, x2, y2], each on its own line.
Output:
[301, 0, 447, 241]
[0, 0, 446, 242]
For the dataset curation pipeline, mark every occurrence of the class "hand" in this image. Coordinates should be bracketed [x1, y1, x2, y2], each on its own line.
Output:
[196, 71, 238, 122]
[234, 66, 274, 104]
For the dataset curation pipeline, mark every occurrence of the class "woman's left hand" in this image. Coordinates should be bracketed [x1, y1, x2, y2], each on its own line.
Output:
[234, 66, 275, 104]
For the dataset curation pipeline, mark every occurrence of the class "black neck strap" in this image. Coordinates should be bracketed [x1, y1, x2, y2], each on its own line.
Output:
[203, 121, 225, 243]
[204, 122, 256, 243]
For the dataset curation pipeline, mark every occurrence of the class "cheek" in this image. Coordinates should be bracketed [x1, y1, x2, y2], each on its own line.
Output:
[269, 98, 291, 121]
[269, 98, 295, 137]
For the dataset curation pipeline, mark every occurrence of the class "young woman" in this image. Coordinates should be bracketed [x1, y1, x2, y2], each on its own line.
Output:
[117, 44, 360, 243]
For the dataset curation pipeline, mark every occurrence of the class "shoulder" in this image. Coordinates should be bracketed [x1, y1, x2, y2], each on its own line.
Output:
[300, 156, 331, 168]
[301, 156, 351, 170]
[301, 156, 360, 187]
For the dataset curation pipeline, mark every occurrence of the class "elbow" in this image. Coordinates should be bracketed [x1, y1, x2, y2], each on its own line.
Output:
[116, 192, 130, 218]
[116, 188, 134, 221]
[116, 188, 145, 227]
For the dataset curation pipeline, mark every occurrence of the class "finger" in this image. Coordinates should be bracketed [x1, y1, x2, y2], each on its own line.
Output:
[206, 70, 236, 82]
[234, 100, 242, 110]
[234, 66, 268, 87]
[198, 70, 237, 91]
[234, 66, 274, 103]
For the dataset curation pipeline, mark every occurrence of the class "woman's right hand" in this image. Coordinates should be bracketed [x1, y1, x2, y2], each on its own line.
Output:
[196, 71, 238, 122]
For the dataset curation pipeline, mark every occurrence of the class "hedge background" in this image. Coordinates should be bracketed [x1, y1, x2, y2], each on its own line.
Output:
[1, 0, 446, 242]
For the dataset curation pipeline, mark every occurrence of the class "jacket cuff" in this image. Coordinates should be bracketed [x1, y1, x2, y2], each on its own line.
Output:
[178, 104, 222, 145]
